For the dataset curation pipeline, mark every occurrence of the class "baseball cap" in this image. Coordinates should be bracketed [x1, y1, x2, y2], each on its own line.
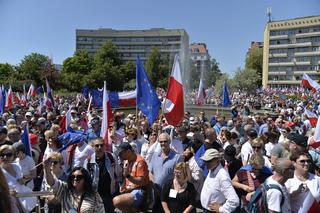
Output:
[288, 133, 308, 148]
[25, 112, 33, 117]
[200, 148, 220, 161]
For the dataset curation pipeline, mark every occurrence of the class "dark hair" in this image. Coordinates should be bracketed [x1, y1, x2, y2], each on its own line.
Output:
[0, 169, 12, 213]
[290, 150, 310, 162]
[67, 167, 94, 195]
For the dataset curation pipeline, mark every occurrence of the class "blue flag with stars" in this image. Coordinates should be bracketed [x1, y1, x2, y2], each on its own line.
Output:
[223, 81, 231, 107]
[136, 57, 161, 125]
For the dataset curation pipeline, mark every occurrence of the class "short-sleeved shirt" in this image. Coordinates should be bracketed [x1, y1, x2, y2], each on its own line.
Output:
[149, 150, 182, 187]
[266, 177, 291, 213]
[161, 179, 196, 213]
[72, 143, 94, 168]
[15, 155, 35, 189]
[123, 155, 149, 191]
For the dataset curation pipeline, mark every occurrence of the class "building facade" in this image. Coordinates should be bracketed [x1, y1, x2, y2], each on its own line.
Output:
[262, 16, 320, 88]
[76, 28, 189, 65]
[190, 43, 211, 74]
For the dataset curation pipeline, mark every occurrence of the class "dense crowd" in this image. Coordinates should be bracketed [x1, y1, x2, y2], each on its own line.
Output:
[0, 89, 320, 213]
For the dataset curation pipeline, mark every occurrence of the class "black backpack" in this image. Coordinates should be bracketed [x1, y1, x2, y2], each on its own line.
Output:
[247, 182, 284, 213]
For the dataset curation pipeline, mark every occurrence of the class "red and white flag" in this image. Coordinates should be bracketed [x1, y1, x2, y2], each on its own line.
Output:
[27, 84, 36, 100]
[13, 92, 21, 105]
[163, 55, 184, 126]
[5, 86, 13, 109]
[304, 109, 318, 127]
[311, 116, 320, 148]
[296, 188, 320, 213]
[100, 81, 112, 152]
[196, 76, 206, 106]
[301, 73, 320, 92]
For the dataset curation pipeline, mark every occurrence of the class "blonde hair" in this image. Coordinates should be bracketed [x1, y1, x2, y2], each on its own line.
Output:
[44, 129, 58, 140]
[0, 145, 15, 156]
[248, 153, 265, 167]
[50, 124, 60, 135]
[251, 138, 264, 148]
[48, 152, 64, 165]
[175, 162, 191, 181]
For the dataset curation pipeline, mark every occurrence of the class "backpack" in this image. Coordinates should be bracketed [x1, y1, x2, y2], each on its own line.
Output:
[247, 182, 284, 213]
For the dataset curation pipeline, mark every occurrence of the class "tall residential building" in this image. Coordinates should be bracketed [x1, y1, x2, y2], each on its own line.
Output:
[76, 28, 189, 66]
[248, 41, 263, 53]
[190, 43, 211, 71]
[262, 16, 320, 88]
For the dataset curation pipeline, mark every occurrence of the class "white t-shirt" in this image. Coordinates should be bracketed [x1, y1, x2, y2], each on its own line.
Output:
[265, 142, 276, 157]
[15, 156, 35, 189]
[240, 141, 252, 163]
[72, 143, 94, 168]
[285, 174, 320, 213]
[266, 176, 291, 213]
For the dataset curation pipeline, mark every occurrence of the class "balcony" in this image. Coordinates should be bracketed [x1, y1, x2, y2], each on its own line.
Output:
[269, 42, 312, 49]
[296, 31, 320, 38]
[269, 62, 294, 66]
[268, 71, 287, 76]
[294, 51, 320, 57]
[268, 80, 300, 85]
[294, 71, 319, 75]
[269, 53, 287, 58]
[269, 35, 288, 40]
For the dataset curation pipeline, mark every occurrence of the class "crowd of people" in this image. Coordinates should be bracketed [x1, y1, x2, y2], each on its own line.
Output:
[0, 88, 320, 213]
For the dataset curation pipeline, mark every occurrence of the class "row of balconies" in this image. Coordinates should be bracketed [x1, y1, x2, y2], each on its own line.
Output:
[269, 51, 320, 58]
[268, 70, 319, 76]
[269, 31, 320, 40]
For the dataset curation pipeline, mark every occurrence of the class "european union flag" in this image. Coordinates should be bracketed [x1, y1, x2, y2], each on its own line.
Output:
[91, 89, 103, 108]
[223, 81, 231, 107]
[136, 57, 161, 125]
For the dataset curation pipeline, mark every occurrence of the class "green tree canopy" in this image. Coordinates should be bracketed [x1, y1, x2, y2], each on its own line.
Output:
[232, 67, 261, 92]
[0, 63, 15, 84]
[61, 50, 93, 91]
[245, 48, 263, 86]
[16, 53, 51, 86]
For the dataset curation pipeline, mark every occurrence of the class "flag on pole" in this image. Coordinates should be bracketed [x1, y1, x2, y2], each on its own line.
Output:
[304, 109, 318, 127]
[222, 81, 231, 107]
[163, 55, 184, 126]
[46, 78, 55, 107]
[0, 86, 4, 115]
[21, 125, 32, 156]
[100, 81, 112, 152]
[136, 57, 161, 125]
[27, 84, 36, 99]
[301, 73, 320, 92]
[109, 90, 136, 108]
[196, 75, 206, 106]
[5, 86, 13, 109]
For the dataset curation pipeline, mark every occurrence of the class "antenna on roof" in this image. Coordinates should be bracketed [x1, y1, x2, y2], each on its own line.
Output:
[267, 7, 272, 22]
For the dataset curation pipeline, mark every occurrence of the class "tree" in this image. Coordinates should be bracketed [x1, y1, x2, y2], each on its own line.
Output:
[145, 47, 170, 88]
[0, 63, 14, 84]
[121, 61, 136, 90]
[232, 67, 261, 93]
[61, 50, 93, 91]
[205, 58, 222, 87]
[16, 53, 51, 86]
[215, 74, 233, 95]
[87, 41, 124, 90]
[245, 48, 263, 86]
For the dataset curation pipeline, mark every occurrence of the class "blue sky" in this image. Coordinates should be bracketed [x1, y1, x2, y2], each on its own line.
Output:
[0, 0, 319, 75]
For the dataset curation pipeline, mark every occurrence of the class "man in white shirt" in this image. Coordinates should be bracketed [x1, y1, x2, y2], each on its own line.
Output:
[200, 148, 239, 212]
[72, 140, 95, 168]
[265, 158, 294, 213]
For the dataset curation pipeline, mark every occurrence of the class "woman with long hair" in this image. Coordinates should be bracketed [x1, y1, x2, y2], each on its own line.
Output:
[0, 168, 14, 213]
[43, 157, 105, 213]
[161, 162, 196, 213]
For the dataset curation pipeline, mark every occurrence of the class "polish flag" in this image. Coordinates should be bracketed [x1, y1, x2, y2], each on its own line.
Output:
[304, 109, 318, 127]
[196, 77, 206, 106]
[163, 55, 184, 126]
[311, 116, 320, 148]
[5, 86, 13, 109]
[27, 84, 36, 99]
[13, 92, 21, 105]
[296, 188, 320, 213]
[301, 73, 320, 92]
[100, 81, 112, 152]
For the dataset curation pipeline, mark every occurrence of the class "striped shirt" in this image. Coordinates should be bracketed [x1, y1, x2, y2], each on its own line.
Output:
[50, 179, 105, 213]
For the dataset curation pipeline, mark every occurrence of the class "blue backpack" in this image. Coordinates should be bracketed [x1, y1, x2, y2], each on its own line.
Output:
[247, 182, 284, 213]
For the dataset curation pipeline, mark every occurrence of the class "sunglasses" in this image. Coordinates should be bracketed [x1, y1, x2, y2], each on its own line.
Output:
[71, 175, 84, 181]
[174, 170, 183, 175]
[0, 153, 13, 158]
[252, 146, 261, 150]
[95, 144, 104, 148]
[298, 159, 311, 164]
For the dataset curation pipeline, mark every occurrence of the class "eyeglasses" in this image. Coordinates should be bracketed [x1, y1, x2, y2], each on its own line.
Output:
[252, 146, 261, 150]
[150, 133, 157, 137]
[95, 144, 104, 148]
[0, 152, 13, 158]
[159, 140, 168, 143]
[71, 175, 84, 181]
[174, 170, 183, 175]
[298, 159, 312, 164]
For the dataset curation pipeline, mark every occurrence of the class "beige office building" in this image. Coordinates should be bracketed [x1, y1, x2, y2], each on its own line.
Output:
[262, 16, 320, 88]
[76, 28, 189, 65]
